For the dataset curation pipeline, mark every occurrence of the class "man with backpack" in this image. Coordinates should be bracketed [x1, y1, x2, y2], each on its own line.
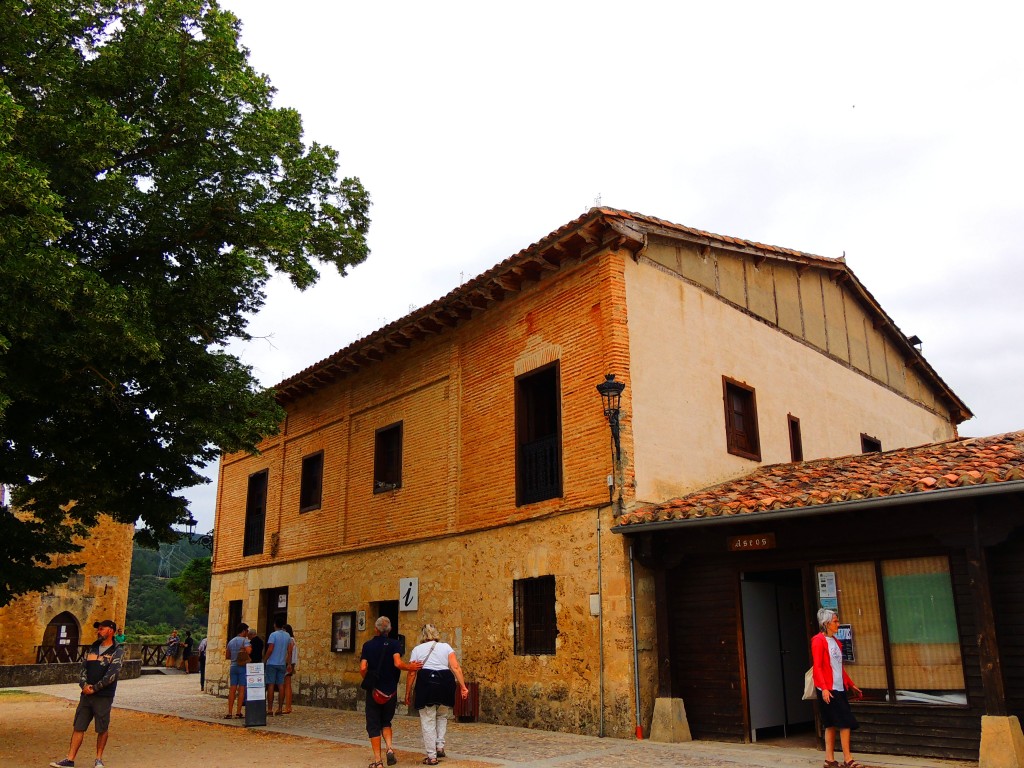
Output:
[224, 623, 251, 719]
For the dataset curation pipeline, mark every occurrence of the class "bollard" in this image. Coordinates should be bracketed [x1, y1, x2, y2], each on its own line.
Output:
[244, 662, 267, 727]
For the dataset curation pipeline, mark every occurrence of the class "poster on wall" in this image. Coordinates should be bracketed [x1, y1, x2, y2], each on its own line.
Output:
[332, 612, 355, 652]
[818, 570, 838, 610]
[837, 623, 855, 663]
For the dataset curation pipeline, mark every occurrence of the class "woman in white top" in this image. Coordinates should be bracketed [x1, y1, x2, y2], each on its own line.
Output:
[283, 623, 298, 714]
[404, 624, 468, 765]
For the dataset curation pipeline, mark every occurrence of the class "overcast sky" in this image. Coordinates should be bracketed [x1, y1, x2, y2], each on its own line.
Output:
[185, 1, 1024, 531]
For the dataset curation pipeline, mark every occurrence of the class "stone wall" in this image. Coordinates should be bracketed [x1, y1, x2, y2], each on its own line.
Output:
[0, 515, 135, 666]
[0, 659, 141, 688]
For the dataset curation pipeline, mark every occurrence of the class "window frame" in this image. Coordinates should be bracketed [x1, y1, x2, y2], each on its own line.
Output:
[243, 469, 268, 556]
[861, 433, 882, 453]
[514, 362, 563, 506]
[513, 575, 557, 655]
[814, 555, 967, 707]
[722, 376, 761, 461]
[374, 421, 403, 493]
[788, 414, 803, 462]
[298, 450, 324, 513]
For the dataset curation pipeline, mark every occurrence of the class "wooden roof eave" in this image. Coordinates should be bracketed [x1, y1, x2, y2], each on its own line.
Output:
[270, 212, 621, 404]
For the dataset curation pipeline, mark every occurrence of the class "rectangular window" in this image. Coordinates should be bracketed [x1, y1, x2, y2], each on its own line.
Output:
[243, 470, 268, 556]
[815, 556, 965, 706]
[861, 433, 882, 453]
[227, 600, 243, 641]
[514, 575, 557, 655]
[374, 422, 403, 492]
[788, 414, 803, 462]
[515, 363, 562, 505]
[723, 377, 761, 461]
[299, 451, 324, 512]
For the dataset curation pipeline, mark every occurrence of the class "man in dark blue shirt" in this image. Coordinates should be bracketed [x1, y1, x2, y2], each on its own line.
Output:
[360, 616, 421, 768]
[50, 619, 125, 768]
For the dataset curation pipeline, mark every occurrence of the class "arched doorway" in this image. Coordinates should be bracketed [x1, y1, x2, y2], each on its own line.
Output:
[42, 611, 81, 662]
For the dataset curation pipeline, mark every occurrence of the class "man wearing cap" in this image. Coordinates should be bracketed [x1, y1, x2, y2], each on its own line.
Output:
[50, 619, 125, 768]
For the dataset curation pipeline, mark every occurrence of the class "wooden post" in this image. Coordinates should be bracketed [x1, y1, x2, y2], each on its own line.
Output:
[968, 510, 1007, 716]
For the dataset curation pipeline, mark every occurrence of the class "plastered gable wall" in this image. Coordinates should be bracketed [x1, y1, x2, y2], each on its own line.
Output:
[208, 250, 654, 736]
[628, 242, 957, 502]
[0, 514, 133, 665]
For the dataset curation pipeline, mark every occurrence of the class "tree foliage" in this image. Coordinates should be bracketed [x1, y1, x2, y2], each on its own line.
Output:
[167, 556, 211, 622]
[0, 0, 370, 605]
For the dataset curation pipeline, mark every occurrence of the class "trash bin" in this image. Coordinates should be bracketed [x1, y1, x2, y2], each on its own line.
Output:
[454, 681, 479, 722]
[188, 656, 200, 673]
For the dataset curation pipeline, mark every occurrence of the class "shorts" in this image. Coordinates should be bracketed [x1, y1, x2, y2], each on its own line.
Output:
[265, 664, 286, 686]
[364, 689, 398, 737]
[73, 695, 114, 734]
[817, 688, 859, 730]
[229, 664, 247, 686]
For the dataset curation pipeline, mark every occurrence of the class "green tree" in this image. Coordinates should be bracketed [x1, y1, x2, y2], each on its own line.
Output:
[167, 556, 211, 622]
[0, 0, 370, 605]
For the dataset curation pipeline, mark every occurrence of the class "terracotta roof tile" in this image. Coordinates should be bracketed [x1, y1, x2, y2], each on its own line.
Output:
[618, 431, 1024, 528]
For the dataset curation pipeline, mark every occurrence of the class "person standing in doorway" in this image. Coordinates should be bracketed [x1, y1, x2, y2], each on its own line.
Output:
[264, 615, 293, 716]
[247, 628, 264, 663]
[49, 619, 125, 768]
[360, 616, 422, 768]
[812, 608, 864, 768]
[224, 623, 250, 719]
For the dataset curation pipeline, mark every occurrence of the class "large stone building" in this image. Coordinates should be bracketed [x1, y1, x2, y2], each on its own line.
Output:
[207, 208, 968, 743]
[0, 511, 134, 665]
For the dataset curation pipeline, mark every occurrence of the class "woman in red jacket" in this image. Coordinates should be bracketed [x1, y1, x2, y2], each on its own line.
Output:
[811, 608, 863, 768]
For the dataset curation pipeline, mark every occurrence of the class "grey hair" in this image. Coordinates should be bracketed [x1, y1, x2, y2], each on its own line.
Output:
[419, 624, 441, 643]
[817, 608, 837, 633]
[375, 616, 392, 635]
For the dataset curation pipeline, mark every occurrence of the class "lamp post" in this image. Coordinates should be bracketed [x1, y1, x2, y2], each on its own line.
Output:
[180, 514, 214, 551]
[594, 373, 626, 739]
[596, 373, 625, 463]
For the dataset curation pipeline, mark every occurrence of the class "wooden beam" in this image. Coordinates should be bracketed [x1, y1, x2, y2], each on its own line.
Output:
[968, 509, 1007, 715]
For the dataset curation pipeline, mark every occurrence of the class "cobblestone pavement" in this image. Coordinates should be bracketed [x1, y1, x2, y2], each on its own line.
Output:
[8, 672, 976, 768]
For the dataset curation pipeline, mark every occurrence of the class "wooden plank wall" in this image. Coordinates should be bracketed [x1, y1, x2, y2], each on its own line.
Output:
[666, 549, 984, 761]
[989, 528, 1024, 718]
[667, 560, 746, 741]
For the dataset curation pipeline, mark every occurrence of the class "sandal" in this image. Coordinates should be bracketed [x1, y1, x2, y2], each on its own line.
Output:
[234, 712, 244, 718]
[223, 713, 234, 719]
[824, 762, 839, 768]
[841, 762, 865, 768]
[422, 760, 439, 766]
[369, 762, 384, 768]
[274, 710, 283, 715]
[436, 750, 445, 759]
[386, 750, 397, 766]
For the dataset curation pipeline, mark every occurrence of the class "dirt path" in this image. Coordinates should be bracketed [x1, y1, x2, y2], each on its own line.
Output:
[0, 691, 404, 768]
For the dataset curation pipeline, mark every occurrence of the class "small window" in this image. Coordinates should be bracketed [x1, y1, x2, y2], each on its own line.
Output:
[299, 451, 324, 512]
[861, 433, 882, 453]
[374, 422, 403, 492]
[515, 363, 562, 505]
[722, 377, 761, 461]
[243, 470, 268, 556]
[514, 575, 557, 655]
[788, 415, 803, 462]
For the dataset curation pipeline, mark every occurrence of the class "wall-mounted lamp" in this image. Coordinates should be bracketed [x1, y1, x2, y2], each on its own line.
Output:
[180, 514, 214, 551]
[596, 373, 625, 463]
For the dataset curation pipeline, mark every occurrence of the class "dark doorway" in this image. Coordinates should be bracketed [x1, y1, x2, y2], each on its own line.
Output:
[43, 612, 80, 662]
[740, 569, 814, 742]
[263, 587, 289, 639]
[372, 599, 405, 655]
